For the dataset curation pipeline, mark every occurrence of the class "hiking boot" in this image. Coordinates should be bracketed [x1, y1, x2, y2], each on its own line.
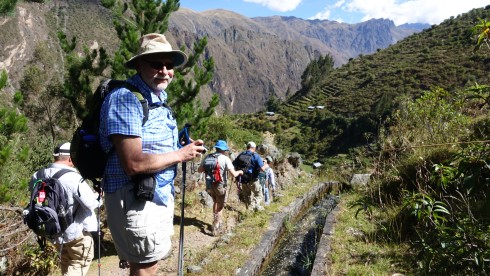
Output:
[212, 222, 221, 236]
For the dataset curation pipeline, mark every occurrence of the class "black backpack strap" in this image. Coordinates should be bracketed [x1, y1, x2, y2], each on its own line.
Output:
[36, 168, 46, 180]
[51, 168, 73, 180]
[127, 88, 150, 126]
[99, 79, 114, 98]
[33, 168, 71, 186]
[246, 152, 254, 169]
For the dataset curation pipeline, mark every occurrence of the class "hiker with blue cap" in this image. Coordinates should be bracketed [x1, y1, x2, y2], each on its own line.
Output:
[198, 140, 243, 236]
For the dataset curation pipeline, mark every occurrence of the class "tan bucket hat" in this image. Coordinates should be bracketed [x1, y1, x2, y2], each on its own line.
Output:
[125, 33, 188, 69]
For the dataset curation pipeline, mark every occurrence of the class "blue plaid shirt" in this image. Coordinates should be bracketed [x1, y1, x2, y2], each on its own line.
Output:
[99, 74, 178, 206]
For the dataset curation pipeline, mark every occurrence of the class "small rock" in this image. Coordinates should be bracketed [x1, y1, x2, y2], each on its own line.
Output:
[0, 256, 7, 275]
[198, 191, 213, 208]
[187, 265, 202, 273]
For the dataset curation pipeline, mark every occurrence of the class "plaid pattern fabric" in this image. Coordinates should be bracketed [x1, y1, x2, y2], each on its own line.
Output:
[100, 74, 177, 205]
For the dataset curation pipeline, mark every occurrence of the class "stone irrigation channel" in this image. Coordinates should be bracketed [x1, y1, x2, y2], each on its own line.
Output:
[237, 181, 340, 276]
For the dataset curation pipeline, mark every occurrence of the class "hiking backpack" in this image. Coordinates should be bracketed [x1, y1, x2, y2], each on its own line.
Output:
[203, 153, 223, 184]
[24, 168, 73, 247]
[70, 79, 152, 192]
[233, 151, 254, 182]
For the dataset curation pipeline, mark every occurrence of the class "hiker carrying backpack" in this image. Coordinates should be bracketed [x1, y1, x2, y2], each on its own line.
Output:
[232, 141, 267, 211]
[232, 151, 254, 183]
[197, 140, 244, 236]
[70, 79, 157, 193]
[24, 142, 101, 275]
[203, 152, 224, 185]
[24, 168, 73, 248]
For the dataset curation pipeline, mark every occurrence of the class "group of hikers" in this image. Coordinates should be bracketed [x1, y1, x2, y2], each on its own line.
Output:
[198, 140, 277, 236]
[23, 32, 277, 276]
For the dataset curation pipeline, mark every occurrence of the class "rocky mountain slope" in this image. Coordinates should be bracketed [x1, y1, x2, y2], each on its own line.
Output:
[168, 8, 426, 113]
[0, 1, 427, 114]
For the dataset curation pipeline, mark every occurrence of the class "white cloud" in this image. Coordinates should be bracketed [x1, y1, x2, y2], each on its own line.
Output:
[333, 0, 345, 9]
[309, 8, 331, 20]
[243, 0, 303, 12]
[343, 0, 489, 25]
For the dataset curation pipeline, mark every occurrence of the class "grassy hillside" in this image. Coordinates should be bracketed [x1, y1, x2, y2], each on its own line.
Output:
[275, 6, 490, 163]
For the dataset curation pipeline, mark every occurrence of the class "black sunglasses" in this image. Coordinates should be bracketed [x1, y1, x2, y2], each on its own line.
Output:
[143, 60, 174, 70]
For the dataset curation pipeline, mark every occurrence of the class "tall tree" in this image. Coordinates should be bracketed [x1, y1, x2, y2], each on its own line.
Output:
[59, 31, 111, 121]
[300, 54, 335, 91]
[103, 0, 219, 134]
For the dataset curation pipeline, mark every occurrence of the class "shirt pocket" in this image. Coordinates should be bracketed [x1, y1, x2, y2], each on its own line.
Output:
[142, 108, 177, 152]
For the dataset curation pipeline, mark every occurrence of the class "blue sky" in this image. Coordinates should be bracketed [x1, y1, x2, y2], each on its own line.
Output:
[179, 0, 489, 25]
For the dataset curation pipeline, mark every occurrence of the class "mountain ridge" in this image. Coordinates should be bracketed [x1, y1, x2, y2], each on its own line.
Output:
[168, 8, 427, 113]
[0, 1, 428, 114]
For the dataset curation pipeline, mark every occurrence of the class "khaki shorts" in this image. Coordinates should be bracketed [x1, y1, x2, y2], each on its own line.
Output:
[207, 182, 226, 204]
[55, 231, 93, 276]
[105, 184, 174, 263]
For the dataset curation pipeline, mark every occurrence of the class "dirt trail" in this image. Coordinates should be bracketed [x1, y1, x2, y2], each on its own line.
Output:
[85, 144, 299, 275]
[86, 187, 242, 276]
[86, 229, 217, 276]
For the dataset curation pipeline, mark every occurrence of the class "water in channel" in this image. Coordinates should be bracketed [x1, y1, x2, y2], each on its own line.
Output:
[261, 195, 338, 276]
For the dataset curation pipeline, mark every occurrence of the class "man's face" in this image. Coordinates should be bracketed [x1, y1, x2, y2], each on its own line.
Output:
[136, 56, 175, 92]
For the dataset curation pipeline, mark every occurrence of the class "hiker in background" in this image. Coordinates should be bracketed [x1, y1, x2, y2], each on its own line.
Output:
[265, 156, 277, 202]
[235, 142, 268, 211]
[99, 33, 205, 274]
[258, 158, 271, 206]
[29, 142, 101, 276]
[198, 140, 243, 236]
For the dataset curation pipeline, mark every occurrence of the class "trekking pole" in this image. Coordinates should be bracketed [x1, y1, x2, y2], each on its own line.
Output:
[237, 176, 242, 200]
[177, 123, 191, 276]
[96, 187, 102, 276]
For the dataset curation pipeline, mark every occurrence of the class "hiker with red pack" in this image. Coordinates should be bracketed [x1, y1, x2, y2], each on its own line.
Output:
[198, 140, 243, 236]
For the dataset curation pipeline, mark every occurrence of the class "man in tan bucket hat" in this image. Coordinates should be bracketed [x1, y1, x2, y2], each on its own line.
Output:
[99, 33, 206, 275]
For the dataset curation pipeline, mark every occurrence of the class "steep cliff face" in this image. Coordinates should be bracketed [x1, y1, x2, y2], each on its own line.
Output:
[0, 3, 427, 114]
[0, 3, 54, 95]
